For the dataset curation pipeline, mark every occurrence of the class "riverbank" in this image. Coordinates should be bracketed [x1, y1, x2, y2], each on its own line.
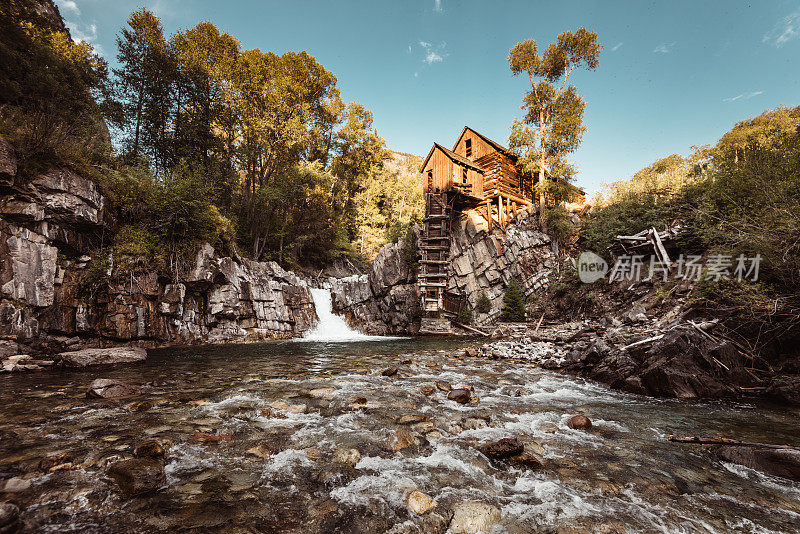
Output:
[2, 337, 800, 533]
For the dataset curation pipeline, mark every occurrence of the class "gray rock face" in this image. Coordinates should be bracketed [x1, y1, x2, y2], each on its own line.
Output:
[331, 208, 553, 335]
[59, 347, 147, 367]
[1, 223, 57, 307]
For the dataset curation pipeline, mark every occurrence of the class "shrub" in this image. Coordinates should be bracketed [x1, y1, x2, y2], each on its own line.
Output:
[456, 304, 474, 325]
[475, 291, 491, 314]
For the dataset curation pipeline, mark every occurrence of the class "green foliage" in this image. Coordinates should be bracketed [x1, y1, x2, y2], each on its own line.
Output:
[0, 1, 112, 173]
[475, 291, 491, 314]
[401, 224, 419, 270]
[78, 254, 112, 299]
[544, 204, 573, 246]
[502, 279, 527, 322]
[456, 305, 474, 325]
[585, 104, 800, 349]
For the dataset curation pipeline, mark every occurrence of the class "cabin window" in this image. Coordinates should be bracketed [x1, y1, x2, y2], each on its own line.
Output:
[465, 138, 472, 157]
[462, 167, 468, 183]
[427, 169, 433, 190]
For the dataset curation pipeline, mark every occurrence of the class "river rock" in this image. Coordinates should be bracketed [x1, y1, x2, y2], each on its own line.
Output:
[448, 389, 471, 404]
[539, 422, 559, 433]
[713, 446, 800, 482]
[0, 503, 19, 533]
[390, 429, 418, 452]
[134, 440, 165, 459]
[60, 347, 147, 367]
[566, 415, 592, 430]
[309, 387, 336, 400]
[87, 379, 141, 399]
[106, 458, 166, 496]
[434, 380, 451, 392]
[0, 477, 31, 493]
[480, 438, 524, 459]
[765, 376, 800, 405]
[246, 444, 271, 459]
[407, 490, 437, 514]
[333, 448, 361, 467]
[448, 501, 501, 534]
[396, 414, 429, 425]
[381, 367, 398, 377]
[420, 385, 436, 396]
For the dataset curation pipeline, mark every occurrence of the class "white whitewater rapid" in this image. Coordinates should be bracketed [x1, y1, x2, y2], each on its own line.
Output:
[301, 288, 387, 342]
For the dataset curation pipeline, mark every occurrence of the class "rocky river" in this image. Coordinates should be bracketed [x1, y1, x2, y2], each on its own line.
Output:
[2, 335, 800, 533]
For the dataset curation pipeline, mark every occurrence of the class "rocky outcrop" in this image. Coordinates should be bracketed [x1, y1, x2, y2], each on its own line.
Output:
[713, 446, 800, 482]
[561, 326, 747, 400]
[0, 135, 317, 360]
[329, 237, 418, 335]
[330, 209, 554, 334]
[448, 210, 553, 320]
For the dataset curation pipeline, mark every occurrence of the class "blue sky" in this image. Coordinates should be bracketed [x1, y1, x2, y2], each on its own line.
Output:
[57, 0, 800, 196]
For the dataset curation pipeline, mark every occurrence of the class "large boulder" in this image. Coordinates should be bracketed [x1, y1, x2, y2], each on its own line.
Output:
[713, 446, 800, 482]
[59, 347, 147, 367]
[369, 239, 411, 297]
[448, 501, 502, 534]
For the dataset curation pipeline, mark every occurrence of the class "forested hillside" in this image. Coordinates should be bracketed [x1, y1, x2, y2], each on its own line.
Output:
[576, 105, 800, 354]
[0, 2, 421, 275]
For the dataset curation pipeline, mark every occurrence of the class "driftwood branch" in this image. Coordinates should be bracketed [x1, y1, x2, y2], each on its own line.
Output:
[668, 435, 799, 451]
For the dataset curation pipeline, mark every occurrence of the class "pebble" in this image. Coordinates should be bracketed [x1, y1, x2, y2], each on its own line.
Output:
[309, 387, 336, 399]
[190, 432, 233, 444]
[419, 385, 436, 396]
[396, 414, 429, 425]
[381, 367, 399, 377]
[434, 380, 451, 392]
[390, 429, 418, 452]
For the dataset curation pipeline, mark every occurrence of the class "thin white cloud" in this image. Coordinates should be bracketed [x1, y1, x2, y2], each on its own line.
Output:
[723, 90, 764, 103]
[653, 42, 675, 54]
[419, 41, 446, 65]
[66, 21, 97, 43]
[407, 44, 412, 53]
[58, 0, 80, 15]
[434, 0, 443, 13]
[611, 42, 623, 52]
[763, 8, 800, 47]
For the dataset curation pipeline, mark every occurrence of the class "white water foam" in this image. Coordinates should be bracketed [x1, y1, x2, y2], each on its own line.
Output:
[300, 288, 391, 342]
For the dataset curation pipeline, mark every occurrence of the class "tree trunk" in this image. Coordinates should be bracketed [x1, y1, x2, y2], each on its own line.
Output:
[539, 113, 547, 229]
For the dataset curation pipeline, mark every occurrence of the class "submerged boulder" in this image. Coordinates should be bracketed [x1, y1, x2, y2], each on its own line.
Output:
[713, 446, 800, 483]
[106, 458, 166, 496]
[60, 347, 147, 367]
[0, 502, 20, 533]
[87, 378, 141, 399]
[566, 415, 592, 430]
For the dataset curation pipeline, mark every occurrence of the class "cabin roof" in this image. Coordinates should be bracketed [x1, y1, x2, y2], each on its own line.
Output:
[453, 126, 518, 162]
[419, 142, 486, 173]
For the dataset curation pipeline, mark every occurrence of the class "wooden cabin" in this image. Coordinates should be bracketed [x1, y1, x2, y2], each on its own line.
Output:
[417, 126, 584, 324]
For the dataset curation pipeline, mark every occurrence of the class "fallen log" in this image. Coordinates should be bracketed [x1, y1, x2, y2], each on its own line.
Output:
[451, 321, 490, 337]
[668, 435, 799, 451]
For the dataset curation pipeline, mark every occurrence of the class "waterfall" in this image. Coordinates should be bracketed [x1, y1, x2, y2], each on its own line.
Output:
[301, 288, 384, 342]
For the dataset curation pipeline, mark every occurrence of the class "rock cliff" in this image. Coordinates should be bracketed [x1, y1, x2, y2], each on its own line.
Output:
[0, 136, 317, 365]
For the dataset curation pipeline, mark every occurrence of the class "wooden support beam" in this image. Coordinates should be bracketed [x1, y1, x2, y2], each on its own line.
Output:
[486, 199, 493, 232]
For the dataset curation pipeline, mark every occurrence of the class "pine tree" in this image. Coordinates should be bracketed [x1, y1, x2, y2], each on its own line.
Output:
[502, 279, 527, 322]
